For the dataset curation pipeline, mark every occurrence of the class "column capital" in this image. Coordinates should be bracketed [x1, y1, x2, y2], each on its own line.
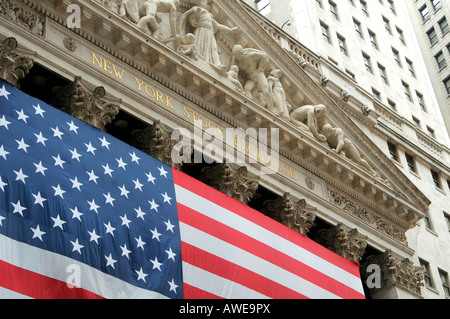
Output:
[0, 37, 35, 88]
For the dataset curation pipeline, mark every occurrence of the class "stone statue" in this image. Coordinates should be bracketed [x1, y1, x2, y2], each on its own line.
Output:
[227, 65, 245, 93]
[231, 44, 274, 112]
[322, 124, 376, 175]
[118, 0, 180, 40]
[289, 104, 327, 142]
[176, 33, 199, 60]
[267, 69, 291, 120]
[177, 0, 239, 70]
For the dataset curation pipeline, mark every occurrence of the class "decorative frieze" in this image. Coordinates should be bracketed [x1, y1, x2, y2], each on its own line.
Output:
[361, 250, 424, 296]
[263, 193, 316, 235]
[59, 76, 121, 131]
[0, 37, 35, 88]
[200, 162, 259, 205]
[0, 0, 45, 36]
[315, 222, 367, 263]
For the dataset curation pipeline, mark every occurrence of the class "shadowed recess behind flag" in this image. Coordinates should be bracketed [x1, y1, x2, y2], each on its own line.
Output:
[0, 79, 365, 299]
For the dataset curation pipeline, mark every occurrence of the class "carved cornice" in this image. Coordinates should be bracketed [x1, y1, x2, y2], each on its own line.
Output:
[0, 0, 45, 37]
[0, 37, 35, 88]
[361, 250, 424, 296]
[262, 193, 315, 235]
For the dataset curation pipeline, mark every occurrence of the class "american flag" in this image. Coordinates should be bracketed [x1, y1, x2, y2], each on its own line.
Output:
[0, 79, 365, 299]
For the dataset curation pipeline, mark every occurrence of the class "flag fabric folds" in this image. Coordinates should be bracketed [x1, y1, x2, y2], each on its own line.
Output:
[0, 79, 365, 299]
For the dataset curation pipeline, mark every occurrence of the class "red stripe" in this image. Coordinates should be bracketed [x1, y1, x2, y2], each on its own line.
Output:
[172, 168, 360, 278]
[179, 203, 364, 299]
[182, 242, 307, 299]
[0, 259, 104, 299]
[183, 283, 223, 299]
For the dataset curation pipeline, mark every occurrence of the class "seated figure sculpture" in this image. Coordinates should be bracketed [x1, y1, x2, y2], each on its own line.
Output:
[289, 104, 327, 143]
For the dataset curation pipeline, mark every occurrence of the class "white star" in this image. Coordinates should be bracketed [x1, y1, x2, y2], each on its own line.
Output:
[34, 132, 47, 146]
[135, 235, 146, 250]
[30, 225, 46, 242]
[11, 200, 27, 216]
[70, 206, 83, 222]
[16, 138, 30, 153]
[52, 184, 66, 199]
[14, 168, 28, 184]
[99, 136, 110, 149]
[135, 206, 146, 220]
[118, 185, 130, 198]
[0, 145, 10, 160]
[87, 199, 100, 214]
[32, 191, 47, 208]
[69, 148, 82, 162]
[104, 222, 116, 237]
[133, 178, 143, 192]
[135, 267, 148, 283]
[33, 161, 48, 176]
[105, 253, 117, 269]
[85, 142, 97, 155]
[0, 215, 5, 227]
[33, 104, 46, 117]
[116, 157, 127, 170]
[120, 244, 132, 259]
[88, 229, 101, 244]
[66, 121, 79, 133]
[16, 109, 29, 123]
[102, 164, 114, 177]
[103, 192, 115, 206]
[146, 171, 156, 184]
[70, 176, 83, 191]
[165, 247, 176, 262]
[0, 85, 11, 100]
[150, 256, 163, 272]
[87, 170, 99, 184]
[71, 239, 84, 255]
[158, 166, 168, 178]
[164, 219, 175, 233]
[0, 176, 7, 192]
[120, 214, 131, 228]
[130, 152, 140, 164]
[161, 192, 172, 205]
[0, 115, 11, 130]
[52, 154, 66, 169]
[148, 199, 159, 213]
[150, 227, 162, 242]
[51, 126, 64, 140]
[51, 214, 67, 230]
[168, 279, 178, 294]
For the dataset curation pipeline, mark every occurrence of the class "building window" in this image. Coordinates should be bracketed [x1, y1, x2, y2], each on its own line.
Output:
[420, 260, 434, 288]
[397, 27, 405, 45]
[362, 52, 372, 73]
[416, 91, 427, 112]
[412, 116, 421, 129]
[427, 27, 438, 45]
[431, 169, 441, 188]
[255, 0, 271, 15]
[337, 34, 347, 55]
[392, 48, 402, 67]
[438, 270, 450, 297]
[387, 141, 398, 161]
[444, 212, 450, 233]
[354, 19, 363, 38]
[402, 81, 412, 102]
[369, 30, 378, 49]
[321, 22, 331, 43]
[372, 87, 381, 100]
[432, 0, 442, 11]
[439, 17, 449, 34]
[435, 51, 447, 69]
[388, 0, 396, 15]
[360, 0, 368, 17]
[406, 58, 415, 77]
[378, 64, 388, 84]
[329, 1, 339, 20]
[387, 99, 397, 111]
[315, 0, 322, 7]
[383, 16, 391, 34]
[420, 5, 430, 21]
[405, 153, 416, 173]
[424, 215, 433, 230]
[444, 76, 450, 94]
[427, 126, 436, 138]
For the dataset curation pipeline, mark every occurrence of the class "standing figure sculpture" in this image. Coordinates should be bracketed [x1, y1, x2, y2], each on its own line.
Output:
[177, 0, 239, 70]
[268, 69, 291, 119]
[231, 44, 275, 112]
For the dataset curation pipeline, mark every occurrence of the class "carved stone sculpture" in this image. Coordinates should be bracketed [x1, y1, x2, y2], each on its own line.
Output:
[322, 124, 376, 176]
[200, 162, 259, 205]
[0, 37, 35, 88]
[361, 250, 424, 296]
[315, 222, 367, 263]
[267, 69, 290, 120]
[133, 120, 184, 169]
[227, 65, 245, 94]
[289, 104, 327, 142]
[231, 44, 274, 112]
[177, 0, 239, 70]
[59, 77, 121, 131]
[263, 193, 316, 235]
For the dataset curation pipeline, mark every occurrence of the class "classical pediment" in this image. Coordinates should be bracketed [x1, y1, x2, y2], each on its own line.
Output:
[14, 0, 430, 242]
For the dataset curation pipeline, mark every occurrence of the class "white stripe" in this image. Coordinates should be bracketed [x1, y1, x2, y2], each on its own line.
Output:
[0, 234, 168, 299]
[175, 185, 364, 295]
[0, 286, 32, 299]
[182, 262, 269, 299]
[180, 222, 340, 299]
